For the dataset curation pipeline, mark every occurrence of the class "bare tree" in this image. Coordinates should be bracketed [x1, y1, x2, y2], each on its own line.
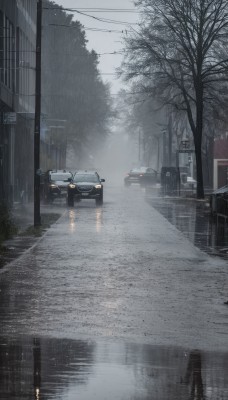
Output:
[42, 1, 113, 164]
[121, 0, 228, 198]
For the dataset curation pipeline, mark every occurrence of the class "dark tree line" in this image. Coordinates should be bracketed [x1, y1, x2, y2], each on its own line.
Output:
[121, 0, 228, 198]
[42, 0, 113, 162]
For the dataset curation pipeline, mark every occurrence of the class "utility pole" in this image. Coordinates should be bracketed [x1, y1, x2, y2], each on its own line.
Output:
[34, 0, 42, 226]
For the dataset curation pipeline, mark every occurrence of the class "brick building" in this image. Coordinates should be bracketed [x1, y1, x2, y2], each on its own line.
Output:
[213, 136, 228, 189]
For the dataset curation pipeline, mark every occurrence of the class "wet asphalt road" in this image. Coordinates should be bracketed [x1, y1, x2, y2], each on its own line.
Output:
[0, 183, 227, 399]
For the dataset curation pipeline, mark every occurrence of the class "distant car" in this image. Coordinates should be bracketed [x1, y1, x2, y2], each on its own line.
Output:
[124, 168, 145, 186]
[67, 170, 105, 206]
[41, 169, 73, 203]
[139, 167, 158, 186]
[124, 167, 157, 187]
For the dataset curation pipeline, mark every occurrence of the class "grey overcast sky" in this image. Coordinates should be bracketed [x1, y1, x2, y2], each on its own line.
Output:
[54, 0, 139, 93]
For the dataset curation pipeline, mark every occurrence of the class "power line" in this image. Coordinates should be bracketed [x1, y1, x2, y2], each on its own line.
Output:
[0, 50, 124, 60]
[43, 7, 139, 13]
[43, 51, 123, 56]
[43, 7, 138, 26]
[41, 71, 118, 75]
[0, 49, 124, 56]
[0, 67, 121, 75]
[47, 23, 126, 33]
[59, 8, 139, 13]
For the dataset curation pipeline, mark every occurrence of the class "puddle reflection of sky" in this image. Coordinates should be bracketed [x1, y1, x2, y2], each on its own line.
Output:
[0, 337, 227, 400]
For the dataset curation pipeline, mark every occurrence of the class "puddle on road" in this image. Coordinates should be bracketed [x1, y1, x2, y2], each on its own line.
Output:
[146, 194, 228, 259]
[0, 336, 227, 400]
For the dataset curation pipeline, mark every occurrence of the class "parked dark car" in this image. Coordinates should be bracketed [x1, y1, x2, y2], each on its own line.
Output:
[210, 185, 228, 218]
[124, 167, 157, 187]
[67, 170, 105, 206]
[41, 169, 73, 203]
[139, 167, 158, 186]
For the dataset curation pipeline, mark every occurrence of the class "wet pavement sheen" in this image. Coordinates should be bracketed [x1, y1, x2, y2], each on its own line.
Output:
[0, 336, 227, 400]
[145, 189, 228, 259]
[0, 184, 227, 399]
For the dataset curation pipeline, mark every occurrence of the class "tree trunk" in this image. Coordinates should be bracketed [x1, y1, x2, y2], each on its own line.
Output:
[194, 135, 204, 199]
[194, 80, 205, 199]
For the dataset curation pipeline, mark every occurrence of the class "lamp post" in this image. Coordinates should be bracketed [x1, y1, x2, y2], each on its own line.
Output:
[34, 0, 42, 226]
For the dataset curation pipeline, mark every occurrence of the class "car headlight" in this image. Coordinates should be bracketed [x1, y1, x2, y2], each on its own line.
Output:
[69, 184, 76, 189]
[95, 184, 102, 189]
[50, 184, 57, 188]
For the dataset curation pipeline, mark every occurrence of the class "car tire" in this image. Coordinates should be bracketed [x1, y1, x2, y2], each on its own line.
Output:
[96, 195, 103, 206]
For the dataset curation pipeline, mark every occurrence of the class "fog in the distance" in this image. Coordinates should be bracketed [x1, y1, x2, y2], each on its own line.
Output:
[66, 130, 139, 185]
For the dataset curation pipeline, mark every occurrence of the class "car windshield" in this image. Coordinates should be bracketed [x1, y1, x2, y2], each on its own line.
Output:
[51, 173, 71, 181]
[73, 174, 99, 183]
[131, 168, 147, 173]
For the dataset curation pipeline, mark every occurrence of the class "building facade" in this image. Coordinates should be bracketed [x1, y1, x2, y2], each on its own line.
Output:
[0, 0, 36, 204]
[213, 136, 228, 190]
[0, 1, 17, 203]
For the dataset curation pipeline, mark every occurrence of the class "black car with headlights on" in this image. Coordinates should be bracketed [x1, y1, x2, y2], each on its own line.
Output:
[41, 170, 73, 203]
[67, 170, 105, 206]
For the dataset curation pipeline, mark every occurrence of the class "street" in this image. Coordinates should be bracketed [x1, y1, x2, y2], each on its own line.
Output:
[1, 1, 228, 399]
[0, 183, 228, 399]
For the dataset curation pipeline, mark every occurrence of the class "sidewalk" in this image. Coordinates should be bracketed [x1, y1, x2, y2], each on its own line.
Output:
[0, 202, 64, 268]
[11, 201, 65, 231]
[145, 188, 228, 259]
[11, 202, 34, 232]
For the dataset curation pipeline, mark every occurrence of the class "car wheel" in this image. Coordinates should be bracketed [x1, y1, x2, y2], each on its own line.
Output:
[96, 196, 103, 206]
[124, 181, 130, 187]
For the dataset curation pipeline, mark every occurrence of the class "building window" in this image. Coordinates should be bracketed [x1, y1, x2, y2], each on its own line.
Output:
[0, 11, 15, 90]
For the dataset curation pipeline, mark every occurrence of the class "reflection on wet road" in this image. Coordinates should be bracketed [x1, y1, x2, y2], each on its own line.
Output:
[0, 336, 227, 400]
[0, 185, 227, 399]
[146, 191, 228, 259]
